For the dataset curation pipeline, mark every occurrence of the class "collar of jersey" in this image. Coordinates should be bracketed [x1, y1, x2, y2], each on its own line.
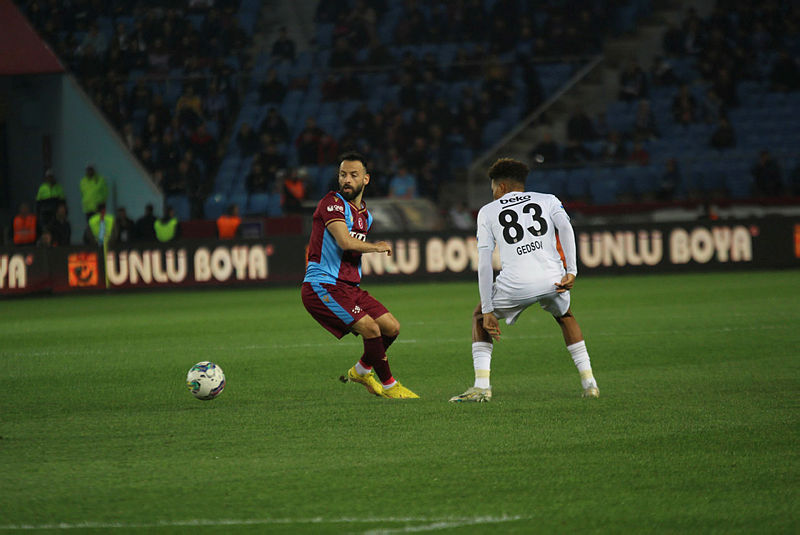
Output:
[334, 192, 366, 212]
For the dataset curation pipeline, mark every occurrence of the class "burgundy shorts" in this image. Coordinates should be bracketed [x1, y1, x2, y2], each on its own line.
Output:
[301, 281, 389, 339]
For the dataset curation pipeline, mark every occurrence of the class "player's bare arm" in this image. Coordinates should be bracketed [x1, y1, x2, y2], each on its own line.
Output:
[326, 220, 393, 255]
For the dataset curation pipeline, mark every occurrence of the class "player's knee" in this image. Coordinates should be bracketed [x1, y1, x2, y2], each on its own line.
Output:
[387, 317, 400, 337]
[364, 322, 381, 338]
[354, 316, 381, 338]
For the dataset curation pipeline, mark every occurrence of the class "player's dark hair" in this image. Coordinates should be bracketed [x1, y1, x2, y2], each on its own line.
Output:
[488, 158, 529, 185]
[339, 151, 368, 172]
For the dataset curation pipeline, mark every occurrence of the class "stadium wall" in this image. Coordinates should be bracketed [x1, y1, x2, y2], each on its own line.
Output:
[54, 75, 162, 239]
[0, 74, 162, 243]
[0, 74, 61, 208]
[1, 218, 798, 296]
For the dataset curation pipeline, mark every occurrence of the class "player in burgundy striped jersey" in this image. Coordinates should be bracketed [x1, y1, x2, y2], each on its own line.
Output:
[301, 152, 419, 399]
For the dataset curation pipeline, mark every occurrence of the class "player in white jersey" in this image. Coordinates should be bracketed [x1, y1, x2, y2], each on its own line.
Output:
[450, 158, 599, 402]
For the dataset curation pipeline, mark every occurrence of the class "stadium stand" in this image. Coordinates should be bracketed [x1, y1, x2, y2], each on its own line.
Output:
[525, 1, 800, 206]
[215, 0, 654, 215]
[15, 0, 797, 219]
[15, 0, 254, 218]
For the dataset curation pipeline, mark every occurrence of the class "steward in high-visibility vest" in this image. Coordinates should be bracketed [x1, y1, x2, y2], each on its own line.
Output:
[154, 207, 179, 242]
[216, 204, 241, 239]
[13, 203, 37, 245]
[80, 165, 108, 217]
[36, 169, 66, 203]
[88, 204, 116, 247]
[36, 170, 66, 228]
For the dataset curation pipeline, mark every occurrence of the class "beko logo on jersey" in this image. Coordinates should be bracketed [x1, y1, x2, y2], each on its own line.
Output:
[500, 195, 531, 205]
[327, 204, 344, 212]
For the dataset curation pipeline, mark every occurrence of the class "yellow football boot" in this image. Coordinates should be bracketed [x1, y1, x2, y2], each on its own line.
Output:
[340, 366, 388, 398]
[382, 382, 419, 399]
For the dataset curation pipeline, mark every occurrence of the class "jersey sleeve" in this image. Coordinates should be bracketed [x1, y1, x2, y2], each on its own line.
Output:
[476, 206, 496, 313]
[550, 196, 578, 275]
[317, 194, 347, 227]
[475, 206, 495, 250]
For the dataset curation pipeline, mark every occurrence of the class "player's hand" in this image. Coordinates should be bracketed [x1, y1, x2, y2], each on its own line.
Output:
[555, 273, 575, 293]
[483, 312, 501, 341]
[374, 241, 392, 256]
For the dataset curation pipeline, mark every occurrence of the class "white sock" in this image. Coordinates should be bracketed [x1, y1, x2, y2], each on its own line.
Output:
[382, 379, 397, 389]
[567, 340, 597, 389]
[472, 342, 492, 389]
[354, 361, 372, 376]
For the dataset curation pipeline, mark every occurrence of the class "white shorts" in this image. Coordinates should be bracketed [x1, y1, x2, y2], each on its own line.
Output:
[491, 285, 571, 325]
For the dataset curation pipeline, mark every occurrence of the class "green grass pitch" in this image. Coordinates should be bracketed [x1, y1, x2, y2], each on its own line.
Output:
[1, 271, 798, 534]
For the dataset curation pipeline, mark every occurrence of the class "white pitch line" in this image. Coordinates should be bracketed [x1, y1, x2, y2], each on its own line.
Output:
[0, 516, 528, 532]
[360, 515, 527, 534]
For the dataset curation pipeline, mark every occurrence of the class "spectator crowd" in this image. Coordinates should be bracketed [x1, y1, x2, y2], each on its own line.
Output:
[235, 0, 634, 207]
[16, 0, 251, 219]
[12, 0, 799, 228]
[526, 0, 800, 201]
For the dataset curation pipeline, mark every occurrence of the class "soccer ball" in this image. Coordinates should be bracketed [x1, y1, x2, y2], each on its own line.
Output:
[186, 361, 226, 400]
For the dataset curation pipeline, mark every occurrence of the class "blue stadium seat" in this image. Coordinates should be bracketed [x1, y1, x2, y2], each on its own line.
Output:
[481, 120, 508, 147]
[545, 169, 568, 197]
[315, 50, 331, 69]
[227, 193, 248, 214]
[450, 147, 474, 169]
[266, 193, 283, 217]
[166, 195, 191, 221]
[316, 23, 335, 48]
[589, 177, 619, 204]
[315, 165, 337, 198]
[527, 172, 552, 195]
[632, 167, 659, 197]
[247, 193, 271, 216]
[203, 194, 228, 221]
[564, 168, 590, 199]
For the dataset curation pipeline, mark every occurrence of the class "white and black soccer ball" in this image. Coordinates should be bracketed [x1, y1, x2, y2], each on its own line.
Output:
[186, 361, 226, 400]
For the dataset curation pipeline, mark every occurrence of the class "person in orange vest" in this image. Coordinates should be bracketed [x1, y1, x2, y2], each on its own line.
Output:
[13, 202, 37, 245]
[216, 204, 242, 239]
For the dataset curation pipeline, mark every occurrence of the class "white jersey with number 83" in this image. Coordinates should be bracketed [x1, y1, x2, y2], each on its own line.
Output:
[476, 191, 576, 301]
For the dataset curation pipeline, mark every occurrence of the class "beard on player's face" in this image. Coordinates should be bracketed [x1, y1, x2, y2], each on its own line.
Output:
[339, 181, 363, 201]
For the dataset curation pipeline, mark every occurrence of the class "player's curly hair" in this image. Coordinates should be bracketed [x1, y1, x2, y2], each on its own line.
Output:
[488, 158, 529, 184]
[339, 151, 369, 172]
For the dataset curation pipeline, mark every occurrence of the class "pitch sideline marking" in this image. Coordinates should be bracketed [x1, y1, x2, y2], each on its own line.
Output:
[0, 515, 528, 532]
[360, 515, 526, 534]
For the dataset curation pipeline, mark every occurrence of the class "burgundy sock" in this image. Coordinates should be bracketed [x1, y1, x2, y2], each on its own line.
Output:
[359, 335, 397, 365]
[361, 336, 393, 384]
[382, 334, 397, 351]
